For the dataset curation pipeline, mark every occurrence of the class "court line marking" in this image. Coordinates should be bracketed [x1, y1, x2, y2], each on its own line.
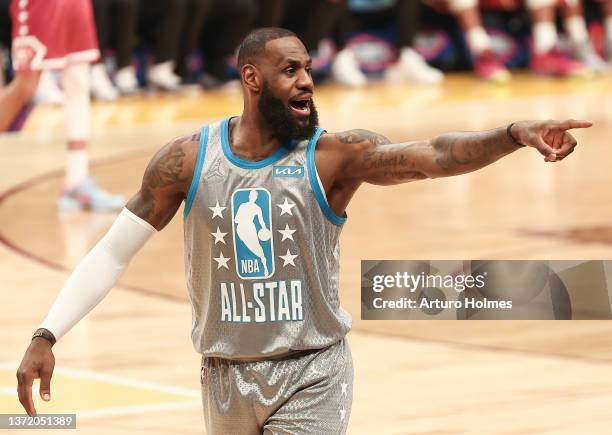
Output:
[0, 362, 200, 398]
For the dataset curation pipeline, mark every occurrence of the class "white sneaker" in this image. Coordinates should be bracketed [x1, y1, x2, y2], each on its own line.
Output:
[115, 66, 139, 94]
[34, 70, 64, 105]
[91, 63, 119, 101]
[385, 48, 444, 84]
[147, 61, 181, 91]
[574, 41, 610, 73]
[331, 49, 367, 87]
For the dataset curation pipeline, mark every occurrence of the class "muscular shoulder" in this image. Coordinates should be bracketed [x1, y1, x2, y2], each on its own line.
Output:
[144, 131, 201, 195]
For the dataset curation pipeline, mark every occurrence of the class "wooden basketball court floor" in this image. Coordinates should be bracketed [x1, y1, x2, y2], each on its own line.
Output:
[2, 73, 612, 434]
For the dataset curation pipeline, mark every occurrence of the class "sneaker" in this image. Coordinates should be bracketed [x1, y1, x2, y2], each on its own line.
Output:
[91, 63, 119, 101]
[573, 41, 610, 73]
[34, 70, 64, 105]
[331, 48, 367, 87]
[115, 66, 139, 94]
[58, 177, 125, 211]
[530, 47, 587, 76]
[385, 48, 443, 84]
[147, 61, 181, 91]
[473, 49, 510, 82]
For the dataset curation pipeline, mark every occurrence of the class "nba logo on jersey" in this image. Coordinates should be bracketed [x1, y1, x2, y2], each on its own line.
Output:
[231, 188, 275, 279]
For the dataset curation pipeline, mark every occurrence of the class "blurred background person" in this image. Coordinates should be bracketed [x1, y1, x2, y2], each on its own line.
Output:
[91, 0, 139, 99]
[174, 0, 257, 88]
[137, 0, 185, 91]
[444, 0, 511, 81]
[0, 0, 123, 210]
[561, 0, 608, 72]
[604, 0, 612, 62]
[283, 0, 364, 86]
[0, 0, 10, 88]
[526, 0, 587, 76]
[342, 0, 444, 85]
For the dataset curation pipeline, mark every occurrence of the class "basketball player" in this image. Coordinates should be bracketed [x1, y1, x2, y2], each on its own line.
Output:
[16, 28, 591, 433]
[0, 0, 124, 210]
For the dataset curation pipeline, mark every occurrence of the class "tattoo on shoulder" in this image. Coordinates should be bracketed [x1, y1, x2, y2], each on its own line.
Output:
[334, 129, 391, 146]
[131, 133, 199, 220]
[146, 134, 198, 189]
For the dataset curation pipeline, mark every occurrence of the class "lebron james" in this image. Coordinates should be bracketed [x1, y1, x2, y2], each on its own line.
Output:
[17, 28, 591, 434]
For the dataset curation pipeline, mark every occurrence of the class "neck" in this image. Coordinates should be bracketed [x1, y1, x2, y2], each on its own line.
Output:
[230, 110, 283, 161]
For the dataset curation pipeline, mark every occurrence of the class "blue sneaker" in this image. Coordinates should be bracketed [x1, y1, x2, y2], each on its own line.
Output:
[58, 177, 125, 211]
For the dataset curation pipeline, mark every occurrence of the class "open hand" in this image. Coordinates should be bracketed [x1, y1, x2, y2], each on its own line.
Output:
[511, 119, 592, 162]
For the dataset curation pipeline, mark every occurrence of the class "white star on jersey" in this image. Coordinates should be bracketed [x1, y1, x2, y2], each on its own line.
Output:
[277, 223, 296, 241]
[213, 252, 231, 270]
[279, 249, 298, 267]
[209, 201, 226, 219]
[211, 227, 227, 244]
[341, 382, 348, 396]
[339, 407, 346, 421]
[277, 198, 295, 216]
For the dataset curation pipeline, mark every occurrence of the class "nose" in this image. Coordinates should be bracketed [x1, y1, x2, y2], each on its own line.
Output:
[296, 68, 314, 92]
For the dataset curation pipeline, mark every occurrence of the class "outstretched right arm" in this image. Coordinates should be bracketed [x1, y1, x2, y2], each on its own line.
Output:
[16, 133, 199, 416]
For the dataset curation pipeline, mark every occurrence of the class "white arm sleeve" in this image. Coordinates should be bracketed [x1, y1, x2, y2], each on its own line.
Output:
[40, 208, 156, 340]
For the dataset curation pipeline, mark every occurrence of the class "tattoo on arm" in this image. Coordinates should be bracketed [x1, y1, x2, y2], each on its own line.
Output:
[431, 128, 518, 175]
[334, 129, 392, 146]
[129, 134, 198, 221]
[336, 127, 520, 185]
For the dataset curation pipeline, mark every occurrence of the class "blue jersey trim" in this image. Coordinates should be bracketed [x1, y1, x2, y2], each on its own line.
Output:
[306, 127, 347, 227]
[184, 125, 209, 219]
[221, 117, 294, 169]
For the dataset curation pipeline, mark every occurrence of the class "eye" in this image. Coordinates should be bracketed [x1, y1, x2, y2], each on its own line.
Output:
[285, 67, 296, 75]
[305, 67, 312, 74]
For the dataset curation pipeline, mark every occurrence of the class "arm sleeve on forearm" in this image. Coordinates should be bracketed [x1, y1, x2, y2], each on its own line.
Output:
[39, 208, 156, 340]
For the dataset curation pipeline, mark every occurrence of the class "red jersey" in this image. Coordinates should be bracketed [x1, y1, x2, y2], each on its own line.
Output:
[11, 0, 99, 71]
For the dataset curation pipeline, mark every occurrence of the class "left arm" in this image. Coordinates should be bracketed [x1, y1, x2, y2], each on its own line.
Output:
[332, 119, 592, 186]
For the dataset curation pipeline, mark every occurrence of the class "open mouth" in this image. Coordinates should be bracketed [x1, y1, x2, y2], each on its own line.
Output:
[289, 98, 311, 117]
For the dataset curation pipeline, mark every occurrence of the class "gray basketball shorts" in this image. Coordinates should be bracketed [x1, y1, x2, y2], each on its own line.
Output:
[200, 339, 354, 435]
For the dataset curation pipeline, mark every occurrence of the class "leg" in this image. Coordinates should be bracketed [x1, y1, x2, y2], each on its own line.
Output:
[0, 70, 40, 131]
[59, 63, 124, 210]
[527, 0, 586, 75]
[200, 0, 257, 85]
[316, 1, 367, 87]
[111, 0, 140, 69]
[113, 0, 141, 94]
[256, 0, 286, 27]
[385, 0, 444, 84]
[447, 0, 510, 81]
[140, 0, 185, 90]
[175, 0, 214, 79]
[263, 339, 354, 434]
[604, 0, 612, 61]
[91, 0, 119, 100]
[562, 0, 608, 71]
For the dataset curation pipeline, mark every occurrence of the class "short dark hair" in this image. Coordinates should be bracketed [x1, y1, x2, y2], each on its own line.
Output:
[237, 27, 297, 69]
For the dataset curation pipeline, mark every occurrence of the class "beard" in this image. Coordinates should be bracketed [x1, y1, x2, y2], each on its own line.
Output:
[258, 81, 319, 143]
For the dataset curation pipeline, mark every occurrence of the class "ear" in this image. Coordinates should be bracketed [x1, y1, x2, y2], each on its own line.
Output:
[242, 64, 261, 93]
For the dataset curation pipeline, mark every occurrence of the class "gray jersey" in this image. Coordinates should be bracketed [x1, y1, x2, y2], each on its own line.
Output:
[183, 117, 352, 360]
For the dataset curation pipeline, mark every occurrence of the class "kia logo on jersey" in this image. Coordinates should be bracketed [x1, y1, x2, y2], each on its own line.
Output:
[273, 166, 304, 178]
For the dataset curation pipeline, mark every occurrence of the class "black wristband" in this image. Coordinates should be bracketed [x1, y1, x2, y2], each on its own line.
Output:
[32, 328, 56, 346]
[507, 123, 525, 147]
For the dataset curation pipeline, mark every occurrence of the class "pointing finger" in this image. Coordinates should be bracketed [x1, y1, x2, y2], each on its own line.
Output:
[553, 119, 593, 131]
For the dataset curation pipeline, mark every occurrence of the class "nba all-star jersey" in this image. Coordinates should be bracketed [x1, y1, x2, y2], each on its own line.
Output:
[183, 117, 352, 360]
